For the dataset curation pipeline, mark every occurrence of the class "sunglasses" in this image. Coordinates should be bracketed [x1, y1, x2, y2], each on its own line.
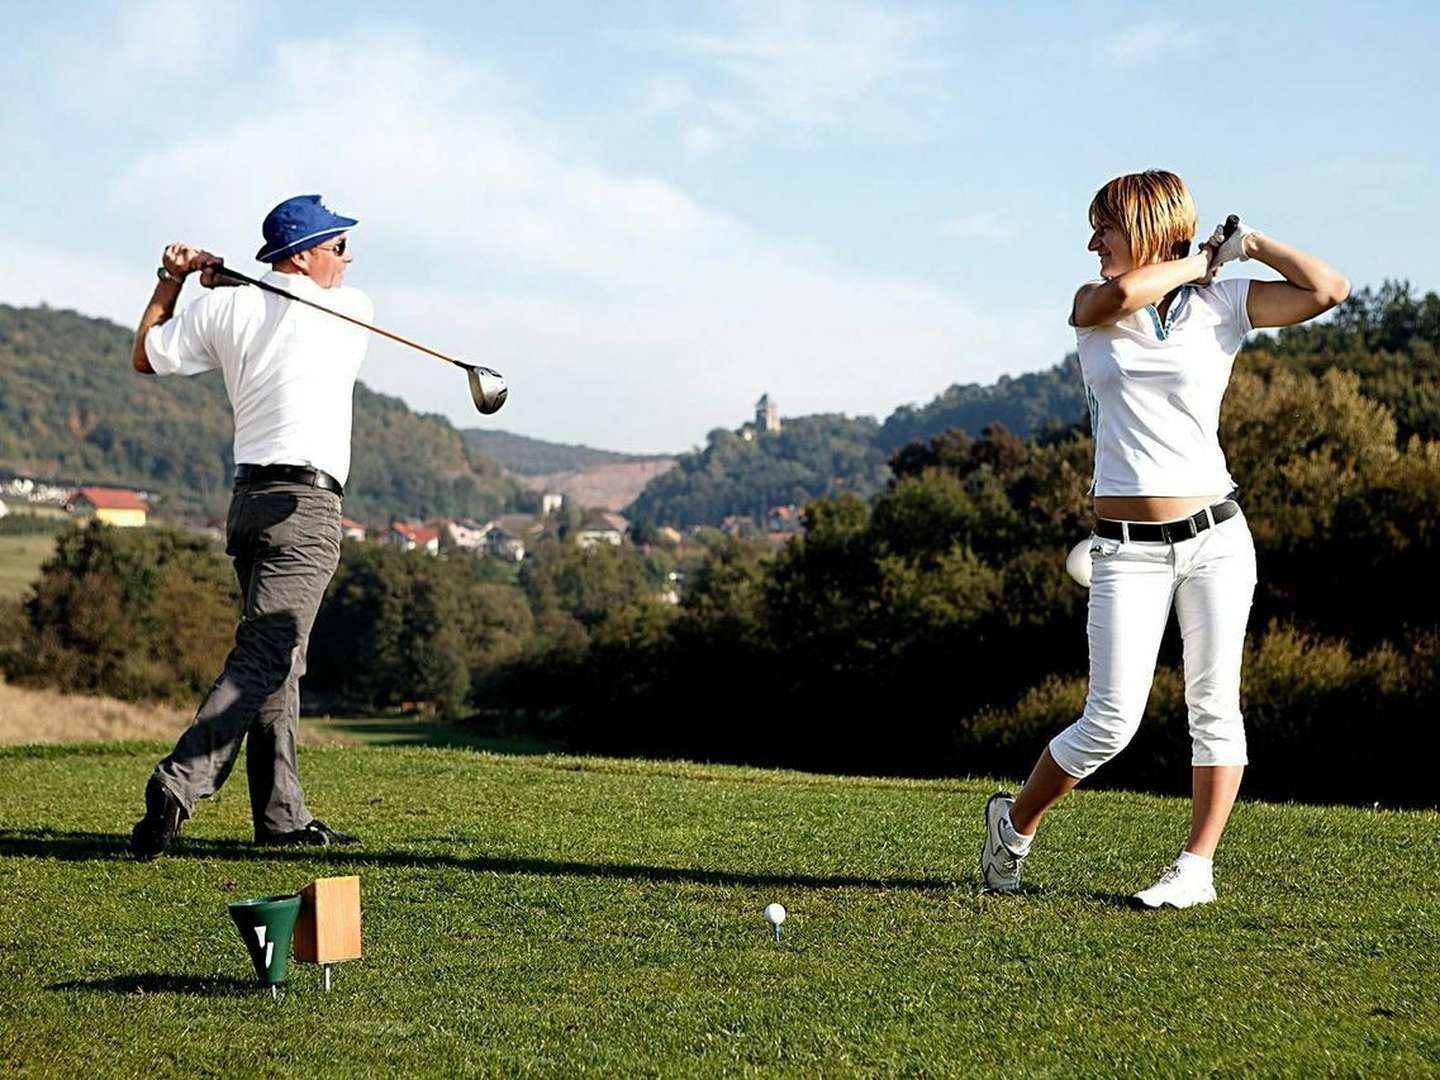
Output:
[317, 237, 347, 256]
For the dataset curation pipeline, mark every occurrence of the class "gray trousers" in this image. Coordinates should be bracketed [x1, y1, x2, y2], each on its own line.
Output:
[153, 482, 342, 837]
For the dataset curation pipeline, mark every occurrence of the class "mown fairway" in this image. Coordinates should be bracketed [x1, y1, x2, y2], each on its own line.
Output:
[0, 534, 55, 601]
[1, 741, 1436, 1077]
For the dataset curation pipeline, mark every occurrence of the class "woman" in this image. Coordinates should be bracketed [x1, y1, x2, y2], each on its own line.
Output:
[981, 170, 1349, 907]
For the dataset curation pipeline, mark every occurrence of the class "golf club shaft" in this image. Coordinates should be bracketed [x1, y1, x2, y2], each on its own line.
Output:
[211, 265, 472, 371]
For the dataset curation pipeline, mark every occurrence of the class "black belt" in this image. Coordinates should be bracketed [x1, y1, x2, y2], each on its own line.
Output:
[1095, 498, 1239, 543]
[234, 463, 344, 497]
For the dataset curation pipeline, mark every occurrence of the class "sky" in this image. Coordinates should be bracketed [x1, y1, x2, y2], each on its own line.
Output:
[3, 1, 1437, 454]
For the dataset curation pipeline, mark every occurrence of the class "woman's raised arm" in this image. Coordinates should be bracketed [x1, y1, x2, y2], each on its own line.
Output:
[1241, 232, 1350, 328]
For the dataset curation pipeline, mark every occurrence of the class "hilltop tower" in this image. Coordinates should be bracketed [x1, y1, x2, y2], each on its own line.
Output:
[756, 393, 781, 434]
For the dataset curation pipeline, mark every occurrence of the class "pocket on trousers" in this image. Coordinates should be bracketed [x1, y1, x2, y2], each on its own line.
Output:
[1089, 536, 1123, 561]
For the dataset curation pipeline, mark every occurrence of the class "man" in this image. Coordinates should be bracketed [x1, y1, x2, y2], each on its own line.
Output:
[129, 194, 372, 859]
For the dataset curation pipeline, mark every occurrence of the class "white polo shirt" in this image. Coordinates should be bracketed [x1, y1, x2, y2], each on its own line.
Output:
[145, 271, 373, 486]
[1076, 278, 1251, 497]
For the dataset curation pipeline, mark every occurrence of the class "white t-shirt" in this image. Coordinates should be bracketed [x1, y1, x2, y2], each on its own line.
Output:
[145, 271, 373, 486]
[1076, 277, 1251, 497]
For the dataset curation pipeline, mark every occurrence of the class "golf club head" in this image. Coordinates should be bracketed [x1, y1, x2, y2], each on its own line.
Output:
[466, 366, 508, 415]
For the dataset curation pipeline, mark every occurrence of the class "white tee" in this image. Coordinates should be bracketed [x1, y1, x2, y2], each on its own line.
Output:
[145, 271, 373, 486]
[1076, 278, 1251, 497]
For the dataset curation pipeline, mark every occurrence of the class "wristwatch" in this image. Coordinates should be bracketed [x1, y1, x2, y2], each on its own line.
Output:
[156, 266, 183, 284]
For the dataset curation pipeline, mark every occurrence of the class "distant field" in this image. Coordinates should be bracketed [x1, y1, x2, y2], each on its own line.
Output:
[0, 743, 1435, 1075]
[0, 677, 349, 747]
[0, 533, 56, 599]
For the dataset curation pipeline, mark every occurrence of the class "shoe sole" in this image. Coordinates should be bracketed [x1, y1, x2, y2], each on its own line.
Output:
[1132, 892, 1216, 910]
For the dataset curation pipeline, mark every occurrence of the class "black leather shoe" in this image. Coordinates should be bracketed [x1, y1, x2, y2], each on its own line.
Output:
[255, 819, 360, 847]
[130, 777, 186, 862]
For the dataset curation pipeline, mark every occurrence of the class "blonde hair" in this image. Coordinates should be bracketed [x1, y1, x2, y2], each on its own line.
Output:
[1088, 170, 1197, 266]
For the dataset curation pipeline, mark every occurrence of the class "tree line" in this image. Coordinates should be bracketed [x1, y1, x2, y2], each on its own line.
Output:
[2, 284, 1436, 808]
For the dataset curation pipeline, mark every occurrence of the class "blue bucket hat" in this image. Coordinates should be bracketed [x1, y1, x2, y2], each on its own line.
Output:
[255, 194, 358, 263]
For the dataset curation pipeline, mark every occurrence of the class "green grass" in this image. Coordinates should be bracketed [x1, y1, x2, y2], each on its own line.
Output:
[1, 742, 1436, 1077]
[0, 534, 56, 600]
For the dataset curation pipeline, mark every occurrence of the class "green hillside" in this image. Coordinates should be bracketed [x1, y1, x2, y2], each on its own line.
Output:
[0, 741, 1435, 1075]
[876, 360, 1088, 452]
[626, 282, 1440, 528]
[0, 304, 521, 523]
[461, 428, 665, 475]
[626, 414, 890, 529]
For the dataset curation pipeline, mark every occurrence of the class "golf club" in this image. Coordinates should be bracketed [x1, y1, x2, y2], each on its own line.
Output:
[208, 264, 508, 415]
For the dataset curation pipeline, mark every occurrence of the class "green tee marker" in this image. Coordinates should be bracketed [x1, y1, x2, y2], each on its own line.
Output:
[228, 895, 302, 990]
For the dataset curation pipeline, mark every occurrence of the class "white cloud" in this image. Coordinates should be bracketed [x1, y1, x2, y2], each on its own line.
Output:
[39, 26, 1050, 452]
[54, 1, 255, 104]
[1101, 21, 1201, 68]
[624, 0, 951, 150]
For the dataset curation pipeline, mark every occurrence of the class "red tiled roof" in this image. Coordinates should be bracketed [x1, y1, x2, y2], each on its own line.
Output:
[389, 521, 440, 544]
[70, 487, 147, 511]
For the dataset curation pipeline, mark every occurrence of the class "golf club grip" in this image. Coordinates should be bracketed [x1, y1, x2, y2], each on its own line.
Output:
[210, 264, 258, 288]
[1220, 214, 1240, 243]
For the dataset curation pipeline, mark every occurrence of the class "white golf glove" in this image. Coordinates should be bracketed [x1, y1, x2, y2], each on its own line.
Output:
[1204, 217, 1257, 267]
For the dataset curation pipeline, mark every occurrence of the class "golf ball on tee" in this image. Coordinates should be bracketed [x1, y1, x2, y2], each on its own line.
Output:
[764, 903, 787, 926]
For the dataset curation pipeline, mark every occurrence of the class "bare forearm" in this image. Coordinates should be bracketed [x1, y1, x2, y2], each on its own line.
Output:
[132, 280, 183, 373]
[1244, 232, 1349, 306]
[1074, 253, 1210, 326]
[133, 243, 222, 373]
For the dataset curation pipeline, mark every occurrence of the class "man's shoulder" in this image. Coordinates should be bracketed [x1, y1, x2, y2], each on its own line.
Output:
[324, 285, 374, 322]
[181, 278, 254, 327]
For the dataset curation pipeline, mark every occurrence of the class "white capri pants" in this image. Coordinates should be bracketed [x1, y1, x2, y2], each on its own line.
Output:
[1049, 509, 1258, 779]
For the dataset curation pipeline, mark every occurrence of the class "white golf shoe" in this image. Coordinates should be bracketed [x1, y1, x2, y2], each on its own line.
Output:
[1133, 861, 1217, 909]
[980, 792, 1027, 893]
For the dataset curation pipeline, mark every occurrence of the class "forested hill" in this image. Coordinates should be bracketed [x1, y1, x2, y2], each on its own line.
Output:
[875, 360, 1088, 452]
[0, 304, 520, 523]
[624, 282, 1440, 528]
[626, 414, 890, 529]
[624, 365, 1096, 529]
[461, 428, 667, 475]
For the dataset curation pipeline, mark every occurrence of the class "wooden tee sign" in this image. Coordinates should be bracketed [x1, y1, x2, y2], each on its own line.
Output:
[294, 876, 362, 966]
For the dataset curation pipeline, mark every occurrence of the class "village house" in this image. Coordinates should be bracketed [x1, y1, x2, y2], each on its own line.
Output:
[379, 520, 441, 554]
[576, 510, 629, 549]
[340, 517, 367, 542]
[720, 514, 757, 538]
[439, 519, 488, 553]
[766, 504, 802, 533]
[66, 487, 148, 527]
[484, 513, 545, 561]
[481, 523, 526, 562]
